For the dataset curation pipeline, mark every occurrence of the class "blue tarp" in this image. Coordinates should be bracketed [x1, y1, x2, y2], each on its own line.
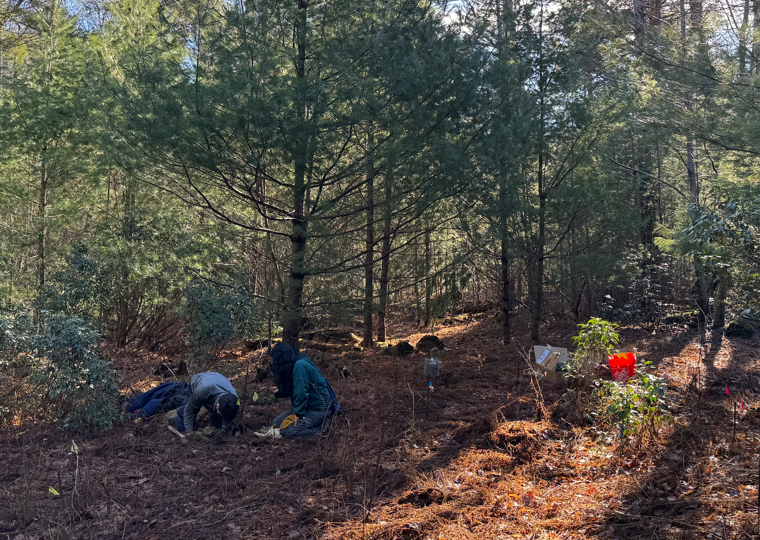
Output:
[127, 382, 190, 418]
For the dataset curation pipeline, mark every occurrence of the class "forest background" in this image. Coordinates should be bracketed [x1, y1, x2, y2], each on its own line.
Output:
[1, 0, 760, 428]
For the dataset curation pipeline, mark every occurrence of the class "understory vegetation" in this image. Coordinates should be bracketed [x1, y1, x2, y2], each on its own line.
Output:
[0, 312, 119, 428]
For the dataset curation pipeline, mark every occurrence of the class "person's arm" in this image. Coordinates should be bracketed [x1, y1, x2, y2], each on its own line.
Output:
[183, 389, 204, 432]
[291, 361, 310, 417]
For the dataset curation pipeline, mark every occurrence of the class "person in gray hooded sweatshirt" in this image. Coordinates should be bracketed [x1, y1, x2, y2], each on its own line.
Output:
[172, 372, 239, 432]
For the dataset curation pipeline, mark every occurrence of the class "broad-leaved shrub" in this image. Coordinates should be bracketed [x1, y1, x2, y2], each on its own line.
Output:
[0, 312, 119, 429]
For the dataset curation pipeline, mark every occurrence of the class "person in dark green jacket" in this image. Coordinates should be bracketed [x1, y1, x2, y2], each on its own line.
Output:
[270, 342, 334, 437]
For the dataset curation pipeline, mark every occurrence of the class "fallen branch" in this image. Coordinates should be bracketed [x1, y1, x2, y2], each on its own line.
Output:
[167, 425, 188, 444]
[197, 502, 265, 528]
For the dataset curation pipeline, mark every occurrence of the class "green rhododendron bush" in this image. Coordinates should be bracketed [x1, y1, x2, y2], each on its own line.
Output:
[0, 311, 120, 429]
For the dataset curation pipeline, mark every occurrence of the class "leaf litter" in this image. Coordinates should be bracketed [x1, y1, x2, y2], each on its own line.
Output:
[1, 317, 760, 539]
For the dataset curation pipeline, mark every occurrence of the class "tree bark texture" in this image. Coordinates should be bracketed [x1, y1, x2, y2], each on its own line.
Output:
[753, 0, 760, 73]
[283, 1, 309, 350]
[531, 16, 546, 342]
[362, 131, 375, 347]
[712, 276, 729, 330]
[500, 236, 511, 343]
[38, 152, 47, 294]
[377, 164, 393, 343]
[423, 225, 432, 327]
[531, 189, 546, 342]
[739, 0, 750, 74]
[633, 0, 646, 41]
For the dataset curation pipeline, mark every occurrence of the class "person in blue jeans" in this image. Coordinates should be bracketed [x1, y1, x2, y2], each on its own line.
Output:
[270, 342, 334, 437]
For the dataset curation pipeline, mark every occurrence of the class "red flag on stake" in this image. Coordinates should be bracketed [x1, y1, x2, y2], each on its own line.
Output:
[725, 386, 730, 396]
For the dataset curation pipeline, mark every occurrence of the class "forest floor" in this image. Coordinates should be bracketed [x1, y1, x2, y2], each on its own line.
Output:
[2, 313, 760, 539]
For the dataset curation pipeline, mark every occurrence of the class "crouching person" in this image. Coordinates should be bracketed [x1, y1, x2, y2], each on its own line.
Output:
[269, 342, 338, 437]
[173, 372, 240, 433]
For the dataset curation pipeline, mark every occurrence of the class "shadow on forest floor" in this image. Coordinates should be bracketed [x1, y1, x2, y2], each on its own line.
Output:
[0, 312, 544, 540]
[2, 314, 759, 540]
[597, 330, 760, 540]
[322, 321, 760, 539]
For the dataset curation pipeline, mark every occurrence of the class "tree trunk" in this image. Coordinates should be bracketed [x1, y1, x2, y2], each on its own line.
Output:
[739, 0, 750, 74]
[37, 153, 48, 295]
[377, 164, 393, 343]
[638, 156, 658, 321]
[500, 235, 511, 343]
[649, 0, 663, 25]
[681, 0, 710, 327]
[423, 225, 432, 327]
[689, 0, 702, 28]
[283, 1, 309, 350]
[516, 262, 523, 306]
[712, 276, 729, 330]
[362, 131, 375, 347]
[753, 0, 760, 74]
[257, 167, 276, 353]
[531, 14, 546, 342]
[633, 0, 646, 41]
[694, 270, 710, 326]
[531, 190, 546, 342]
[413, 237, 421, 325]
[686, 136, 696, 199]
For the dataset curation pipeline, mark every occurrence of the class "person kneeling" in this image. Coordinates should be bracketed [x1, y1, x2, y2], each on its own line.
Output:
[268, 342, 338, 438]
[173, 372, 239, 433]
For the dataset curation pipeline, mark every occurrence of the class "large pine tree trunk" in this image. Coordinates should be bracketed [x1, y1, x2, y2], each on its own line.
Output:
[530, 113, 546, 342]
[681, 0, 710, 327]
[361, 131, 375, 347]
[531, 19, 546, 343]
[283, 1, 309, 350]
[377, 165, 393, 343]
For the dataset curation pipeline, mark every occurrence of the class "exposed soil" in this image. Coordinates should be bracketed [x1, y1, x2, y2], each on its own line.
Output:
[2, 315, 760, 539]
